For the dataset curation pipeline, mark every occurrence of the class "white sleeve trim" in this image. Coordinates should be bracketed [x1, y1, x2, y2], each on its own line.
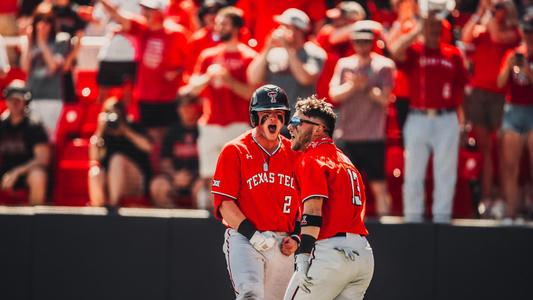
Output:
[302, 194, 328, 203]
[212, 191, 238, 200]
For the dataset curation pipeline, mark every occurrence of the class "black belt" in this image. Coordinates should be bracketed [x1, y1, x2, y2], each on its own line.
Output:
[334, 232, 366, 238]
[409, 107, 455, 116]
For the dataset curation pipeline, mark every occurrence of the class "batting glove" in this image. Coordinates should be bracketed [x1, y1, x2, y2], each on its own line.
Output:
[334, 246, 359, 261]
[295, 253, 313, 293]
[250, 231, 276, 252]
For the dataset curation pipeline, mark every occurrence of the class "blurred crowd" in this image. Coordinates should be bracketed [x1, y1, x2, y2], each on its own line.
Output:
[0, 0, 532, 224]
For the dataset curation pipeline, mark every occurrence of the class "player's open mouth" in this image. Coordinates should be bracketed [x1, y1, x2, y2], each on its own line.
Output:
[268, 125, 277, 133]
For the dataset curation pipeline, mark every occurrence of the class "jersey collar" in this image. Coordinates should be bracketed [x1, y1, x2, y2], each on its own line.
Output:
[251, 129, 282, 157]
[305, 137, 334, 152]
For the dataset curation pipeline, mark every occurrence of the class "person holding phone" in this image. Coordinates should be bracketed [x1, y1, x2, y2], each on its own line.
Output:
[496, 12, 533, 225]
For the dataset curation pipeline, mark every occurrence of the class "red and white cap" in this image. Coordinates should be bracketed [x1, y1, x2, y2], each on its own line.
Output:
[274, 8, 311, 32]
[139, 0, 168, 11]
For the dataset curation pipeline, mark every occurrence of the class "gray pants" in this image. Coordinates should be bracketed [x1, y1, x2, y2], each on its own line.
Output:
[403, 112, 460, 223]
[284, 234, 374, 300]
[223, 229, 294, 300]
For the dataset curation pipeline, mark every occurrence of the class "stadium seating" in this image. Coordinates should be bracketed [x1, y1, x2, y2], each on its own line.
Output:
[53, 138, 91, 206]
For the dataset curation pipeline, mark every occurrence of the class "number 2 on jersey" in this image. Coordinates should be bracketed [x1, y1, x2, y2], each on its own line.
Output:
[283, 196, 291, 214]
[347, 169, 362, 206]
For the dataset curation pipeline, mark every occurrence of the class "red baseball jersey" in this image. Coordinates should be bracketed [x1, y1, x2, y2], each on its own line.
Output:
[398, 42, 468, 109]
[294, 138, 369, 240]
[212, 130, 300, 233]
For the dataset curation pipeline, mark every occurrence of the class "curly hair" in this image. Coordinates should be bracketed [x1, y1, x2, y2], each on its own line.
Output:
[295, 95, 337, 137]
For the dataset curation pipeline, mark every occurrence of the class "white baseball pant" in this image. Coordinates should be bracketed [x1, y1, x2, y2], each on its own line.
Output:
[284, 233, 374, 300]
[223, 228, 294, 300]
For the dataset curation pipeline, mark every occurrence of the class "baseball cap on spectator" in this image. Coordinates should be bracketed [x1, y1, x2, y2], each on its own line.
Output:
[139, 0, 168, 11]
[274, 8, 311, 32]
[3, 79, 32, 102]
[419, 0, 455, 19]
[326, 1, 366, 21]
[350, 20, 383, 40]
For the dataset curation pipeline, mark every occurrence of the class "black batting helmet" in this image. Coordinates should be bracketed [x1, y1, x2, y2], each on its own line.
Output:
[249, 84, 290, 127]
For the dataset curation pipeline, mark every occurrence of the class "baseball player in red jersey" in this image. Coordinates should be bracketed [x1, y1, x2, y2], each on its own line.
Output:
[212, 84, 301, 300]
[284, 95, 374, 300]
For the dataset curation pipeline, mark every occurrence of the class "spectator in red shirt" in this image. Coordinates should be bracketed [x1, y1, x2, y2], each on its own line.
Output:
[180, 6, 256, 210]
[496, 13, 533, 224]
[390, 2, 469, 223]
[185, 0, 227, 73]
[462, 0, 520, 218]
[387, 0, 454, 136]
[236, 0, 326, 50]
[101, 0, 188, 145]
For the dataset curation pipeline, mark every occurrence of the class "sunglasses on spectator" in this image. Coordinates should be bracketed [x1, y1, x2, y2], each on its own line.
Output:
[289, 116, 323, 128]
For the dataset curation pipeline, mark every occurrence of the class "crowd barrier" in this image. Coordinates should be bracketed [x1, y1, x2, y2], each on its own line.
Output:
[1, 207, 532, 300]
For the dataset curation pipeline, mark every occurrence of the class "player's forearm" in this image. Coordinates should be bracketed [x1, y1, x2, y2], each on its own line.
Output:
[219, 200, 247, 230]
[297, 197, 323, 254]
